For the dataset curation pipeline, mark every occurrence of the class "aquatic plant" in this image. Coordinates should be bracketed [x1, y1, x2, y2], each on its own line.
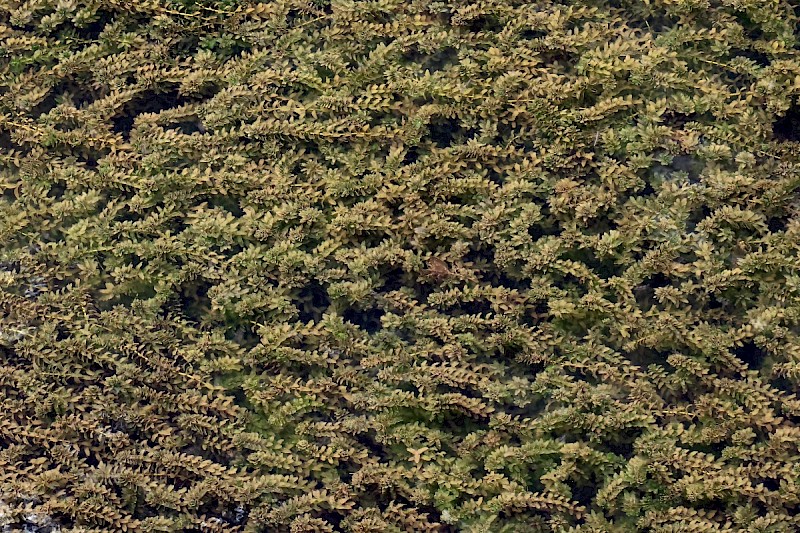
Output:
[1, 0, 800, 531]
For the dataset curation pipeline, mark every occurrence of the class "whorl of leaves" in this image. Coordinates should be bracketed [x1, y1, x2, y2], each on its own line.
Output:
[2, 0, 800, 531]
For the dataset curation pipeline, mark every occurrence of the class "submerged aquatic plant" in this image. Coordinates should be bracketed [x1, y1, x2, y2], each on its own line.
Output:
[1, 0, 800, 531]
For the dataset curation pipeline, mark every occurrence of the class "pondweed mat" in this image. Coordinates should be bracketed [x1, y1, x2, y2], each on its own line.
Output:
[2, 0, 800, 531]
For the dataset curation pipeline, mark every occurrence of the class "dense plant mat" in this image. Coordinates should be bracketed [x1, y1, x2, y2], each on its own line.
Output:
[2, 0, 800, 531]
